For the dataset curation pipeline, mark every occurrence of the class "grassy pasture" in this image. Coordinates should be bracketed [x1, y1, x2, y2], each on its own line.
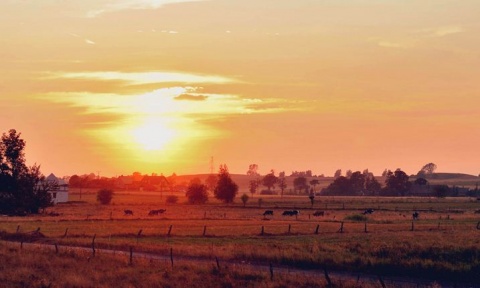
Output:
[1, 191, 480, 285]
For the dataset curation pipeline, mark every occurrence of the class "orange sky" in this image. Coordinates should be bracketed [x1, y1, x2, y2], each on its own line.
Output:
[1, 0, 479, 177]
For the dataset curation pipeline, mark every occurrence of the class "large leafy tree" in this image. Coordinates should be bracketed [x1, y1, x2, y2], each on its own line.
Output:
[186, 182, 208, 204]
[262, 170, 278, 191]
[383, 169, 411, 196]
[293, 176, 308, 193]
[0, 129, 53, 215]
[214, 164, 238, 204]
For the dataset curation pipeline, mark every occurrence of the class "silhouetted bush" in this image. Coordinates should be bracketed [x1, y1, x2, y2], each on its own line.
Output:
[166, 195, 178, 204]
[96, 189, 114, 205]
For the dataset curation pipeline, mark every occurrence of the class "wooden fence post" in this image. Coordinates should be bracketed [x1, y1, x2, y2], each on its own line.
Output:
[92, 234, 96, 257]
[324, 267, 332, 286]
[261, 226, 264, 236]
[63, 228, 68, 238]
[170, 248, 174, 269]
[269, 263, 274, 280]
[16, 225, 20, 233]
[411, 221, 414, 231]
[364, 221, 368, 233]
[129, 246, 133, 266]
[203, 226, 207, 237]
[288, 224, 291, 234]
[167, 225, 173, 237]
[215, 257, 220, 270]
[137, 229, 143, 243]
[315, 224, 320, 234]
[338, 222, 344, 233]
[377, 275, 386, 288]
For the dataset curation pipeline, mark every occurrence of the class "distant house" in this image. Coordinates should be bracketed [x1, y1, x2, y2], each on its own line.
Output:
[45, 173, 69, 204]
[140, 175, 169, 191]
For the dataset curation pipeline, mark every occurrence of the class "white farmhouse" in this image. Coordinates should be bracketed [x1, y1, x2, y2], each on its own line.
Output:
[45, 173, 69, 204]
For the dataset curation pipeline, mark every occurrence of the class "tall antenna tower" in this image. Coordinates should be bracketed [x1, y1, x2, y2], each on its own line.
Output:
[209, 156, 214, 174]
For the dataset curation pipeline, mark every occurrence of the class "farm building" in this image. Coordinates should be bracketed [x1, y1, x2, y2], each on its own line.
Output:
[44, 173, 69, 204]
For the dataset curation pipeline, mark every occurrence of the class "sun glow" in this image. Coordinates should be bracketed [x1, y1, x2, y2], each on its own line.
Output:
[131, 118, 177, 151]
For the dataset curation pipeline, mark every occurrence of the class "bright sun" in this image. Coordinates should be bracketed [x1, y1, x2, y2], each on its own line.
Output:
[131, 118, 176, 151]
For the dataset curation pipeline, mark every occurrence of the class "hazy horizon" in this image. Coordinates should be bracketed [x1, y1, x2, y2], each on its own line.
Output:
[1, 0, 479, 177]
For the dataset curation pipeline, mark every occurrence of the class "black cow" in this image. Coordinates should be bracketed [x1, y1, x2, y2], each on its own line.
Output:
[362, 208, 374, 215]
[149, 209, 166, 216]
[263, 210, 274, 216]
[313, 210, 325, 217]
[282, 210, 299, 216]
[124, 209, 133, 216]
[412, 211, 419, 220]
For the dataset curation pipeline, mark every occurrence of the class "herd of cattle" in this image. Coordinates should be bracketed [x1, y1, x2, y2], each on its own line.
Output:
[122, 208, 420, 220]
[124, 209, 166, 216]
[262, 208, 420, 220]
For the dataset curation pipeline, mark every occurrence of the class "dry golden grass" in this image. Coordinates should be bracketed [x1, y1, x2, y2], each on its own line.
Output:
[1, 192, 480, 286]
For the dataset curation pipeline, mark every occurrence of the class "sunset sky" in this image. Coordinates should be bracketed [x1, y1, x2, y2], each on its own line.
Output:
[1, 0, 479, 177]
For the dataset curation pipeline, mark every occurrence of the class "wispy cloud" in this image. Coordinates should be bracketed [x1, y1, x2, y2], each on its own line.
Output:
[417, 25, 464, 37]
[44, 71, 238, 85]
[174, 94, 208, 101]
[87, 0, 205, 18]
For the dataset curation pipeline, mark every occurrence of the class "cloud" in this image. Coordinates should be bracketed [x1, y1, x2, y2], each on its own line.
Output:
[377, 41, 409, 49]
[416, 25, 464, 37]
[174, 94, 208, 101]
[87, 0, 205, 18]
[85, 39, 96, 45]
[44, 71, 239, 85]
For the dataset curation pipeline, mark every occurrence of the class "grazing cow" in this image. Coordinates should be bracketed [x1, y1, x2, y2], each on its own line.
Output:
[282, 210, 299, 216]
[148, 209, 166, 216]
[263, 210, 274, 216]
[362, 208, 374, 215]
[148, 210, 158, 216]
[412, 211, 419, 220]
[124, 209, 133, 216]
[313, 210, 325, 217]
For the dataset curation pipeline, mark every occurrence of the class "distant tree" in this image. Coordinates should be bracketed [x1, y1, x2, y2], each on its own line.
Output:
[381, 169, 389, 178]
[346, 170, 353, 178]
[306, 170, 313, 177]
[323, 176, 351, 195]
[293, 176, 308, 193]
[309, 179, 320, 192]
[262, 170, 278, 191]
[349, 171, 365, 194]
[249, 179, 259, 198]
[278, 171, 285, 178]
[308, 189, 315, 207]
[365, 176, 382, 196]
[383, 169, 411, 196]
[96, 189, 114, 205]
[240, 193, 249, 207]
[334, 169, 342, 178]
[432, 185, 449, 198]
[414, 177, 428, 186]
[419, 163, 437, 175]
[277, 175, 287, 197]
[246, 164, 260, 176]
[258, 198, 264, 208]
[186, 182, 208, 204]
[214, 164, 238, 204]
